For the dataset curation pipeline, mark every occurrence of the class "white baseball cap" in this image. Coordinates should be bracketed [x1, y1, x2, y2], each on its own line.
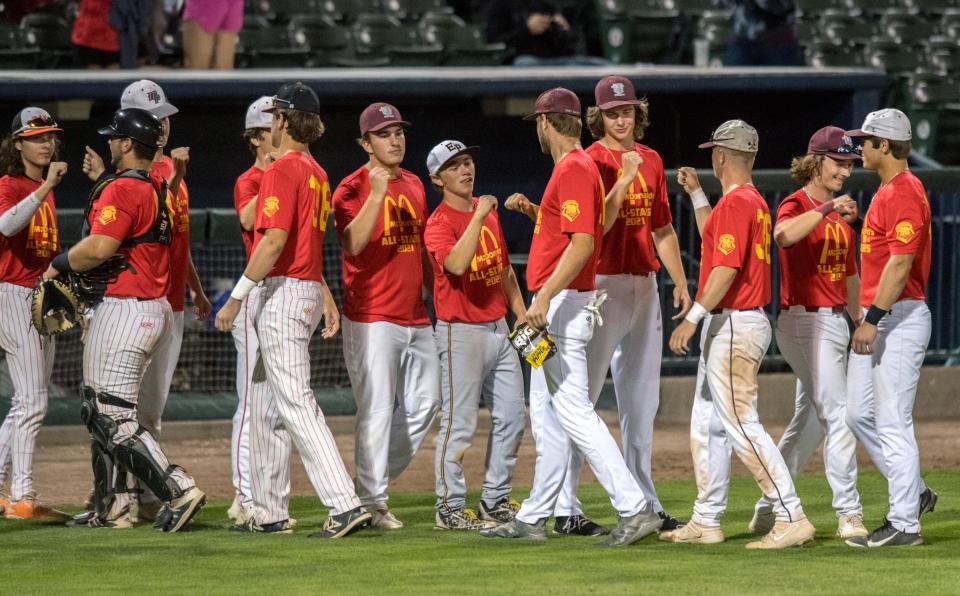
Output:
[245, 96, 274, 130]
[846, 108, 911, 142]
[426, 139, 478, 176]
[120, 79, 178, 118]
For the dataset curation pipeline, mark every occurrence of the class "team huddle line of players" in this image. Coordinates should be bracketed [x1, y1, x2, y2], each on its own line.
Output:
[0, 75, 937, 547]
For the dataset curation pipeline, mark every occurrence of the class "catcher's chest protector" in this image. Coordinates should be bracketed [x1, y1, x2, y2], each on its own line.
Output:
[81, 169, 172, 247]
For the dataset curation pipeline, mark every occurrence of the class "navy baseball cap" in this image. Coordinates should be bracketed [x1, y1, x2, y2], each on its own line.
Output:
[265, 82, 322, 115]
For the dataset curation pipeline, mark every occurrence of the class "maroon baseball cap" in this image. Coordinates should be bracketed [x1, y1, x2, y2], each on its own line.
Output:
[807, 126, 861, 161]
[595, 75, 642, 110]
[523, 87, 582, 120]
[359, 102, 410, 135]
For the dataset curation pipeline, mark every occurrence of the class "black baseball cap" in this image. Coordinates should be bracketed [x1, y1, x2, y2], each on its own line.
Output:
[264, 81, 322, 114]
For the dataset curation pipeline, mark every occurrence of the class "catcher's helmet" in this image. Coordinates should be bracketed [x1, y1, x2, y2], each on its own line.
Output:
[97, 108, 163, 148]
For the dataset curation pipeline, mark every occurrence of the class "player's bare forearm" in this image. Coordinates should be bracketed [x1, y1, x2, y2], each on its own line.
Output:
[653, 224, 688, 291]
[340, 192, 384, 256]
[319, 275, 340, 339]
[870, 253, 914, 310]
[503, 266, 527, 324]
[64, 234, 122, 272]
[535, 233, 593, 303]
[242, 228, 288, 283]
[443, 215, 485, 275]
[602, 178, 630, 234]
[239, 197, 257, 231]
[694, 265, 738, 312]
[846, 274, 862, 321]
[773, 210, 824, 248]
[693, 206, 712, 236]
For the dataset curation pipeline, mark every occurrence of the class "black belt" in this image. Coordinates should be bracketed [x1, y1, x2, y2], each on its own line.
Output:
[709, 307, 762, 315]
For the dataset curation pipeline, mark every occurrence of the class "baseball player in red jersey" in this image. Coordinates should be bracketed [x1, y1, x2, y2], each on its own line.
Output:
[216, 82, 370, 538]
[0, 108, 69, 521]
[747, 126, 866, 540]
[55, 108, 205, 531]
[423, 140, 527, 530]
[226, 95, 276, 525]
[844, 109, 935, 547]
[666, 120, 815, 548]
[481, 88, 661, 547]
[332, 102, 440, 530]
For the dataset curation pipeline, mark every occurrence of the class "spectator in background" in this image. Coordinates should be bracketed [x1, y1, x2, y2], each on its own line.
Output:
[484, 0, 608, 67]
[182, 0, 242, 69]
[71, 0, 120, 69]
[719, 0, 802, 66]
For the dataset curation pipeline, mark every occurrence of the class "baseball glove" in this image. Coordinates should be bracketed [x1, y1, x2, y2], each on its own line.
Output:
[67, 254, 132, 309]
[509, 322, 557, 369]
[31, 278, 80, 336]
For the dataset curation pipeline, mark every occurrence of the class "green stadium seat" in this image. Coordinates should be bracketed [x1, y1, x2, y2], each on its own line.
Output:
[864, 38, 924, 73]
[236, 16, 310, 68]
[820, 9, 878, 45]
[805, 39, 865, 67]
[288, 15, 354, 66]
[879, 8, 937, 43]
[671, 0, 717, 15]
[381, 0, 453, 22]
[909, 0, 958, 16]
[846, 0, 907, 13]
[263, 0, 322, 22]
[352, 14, 443, 65]
[909, 70, 960, 105]
[317, 0, 383, 24]
[418, 13, 508, 65]
[795, 0, 844, 13]
[627, 10, 682, 63]
[19, 13, 72, 68]
[941, 8, 960, 36]
[924, 36, 960, 73]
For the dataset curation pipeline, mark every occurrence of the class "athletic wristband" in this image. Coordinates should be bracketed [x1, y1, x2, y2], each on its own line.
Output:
[814, 200, 835, 216]
[230, 275, 258, 301]
[51, 251, 73, 274]
[864, 305, 888, 326]
[690, 188, 709, 210]
[685, 301, 708, 325]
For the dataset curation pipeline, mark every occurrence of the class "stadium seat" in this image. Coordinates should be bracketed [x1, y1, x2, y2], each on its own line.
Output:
[628, 10, 682, 63]
[381, 0, 453, 22]
[845, 0, 906, 13]
[264, 0, 321, 22]
[19, 13, 72, 68]
[672, 0, 717, 15]
[909, 70, 960, 105]
[352, 14, 443, 66]
[418, 14, 508, 65]
[805, 39, 865, 67]
[879, 8, 937, 43]
[910, 0, 958, 16]
[795, 0, 844, 13]
[288, 15, 354, 66]
[236, 16, 310, 68]
[924, 35, 960, 73]
[864, 38, 924, 73]
[939, 7, 960, 36]
[318, 0, 383, 24]
[820, 9, 878, 45]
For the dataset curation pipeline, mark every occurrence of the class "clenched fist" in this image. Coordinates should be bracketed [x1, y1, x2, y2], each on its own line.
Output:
[677, 167, 701, 194]
[171, 147, 190, 178]
[82, 146, 105, 181]
[504, 193, 538, 221]
[620, 151, 643, 182]
[368, 166, 390, 201]
[475, 194, 498, 219]
[45, 161, 67, 186]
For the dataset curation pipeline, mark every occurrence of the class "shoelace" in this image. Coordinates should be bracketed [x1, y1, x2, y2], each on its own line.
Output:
[585, 290, 608, 327]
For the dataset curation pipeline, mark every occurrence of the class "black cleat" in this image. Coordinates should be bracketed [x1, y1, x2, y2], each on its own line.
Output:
[153, 487, 206, 533]
[919, 487, 938, 517]
[657, 511, 686, 532]
[309, 506, 371, 539]
[231, 519, 294, 534]
[553, 514, 610, 536]
[846, 519, 923, 548]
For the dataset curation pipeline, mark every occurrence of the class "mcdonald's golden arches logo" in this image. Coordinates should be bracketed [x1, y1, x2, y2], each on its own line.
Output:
[27, 200, 58, 256]
[820, 222, 849, 265]
[383, 194, 419, 236]
[470, 225, 502, 272]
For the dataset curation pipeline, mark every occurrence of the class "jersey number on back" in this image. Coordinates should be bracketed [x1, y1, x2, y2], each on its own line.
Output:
[754, 208, 771, 264]
[310, 175, 331, 232]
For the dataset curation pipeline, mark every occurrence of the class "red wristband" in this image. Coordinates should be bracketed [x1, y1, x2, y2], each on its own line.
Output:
[814, 201, 835, 216]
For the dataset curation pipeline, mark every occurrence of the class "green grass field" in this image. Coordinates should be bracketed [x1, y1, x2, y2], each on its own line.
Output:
[2, 469, 958, 595]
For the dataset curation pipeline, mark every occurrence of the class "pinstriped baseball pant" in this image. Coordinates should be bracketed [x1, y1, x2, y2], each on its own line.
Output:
[229, 284, 266, 510]
[249, 277, 360, 523]
[0, 282, 55, 500]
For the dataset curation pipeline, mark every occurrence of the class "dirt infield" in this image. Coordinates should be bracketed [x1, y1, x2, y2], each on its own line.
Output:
[28, 412, 960, 506]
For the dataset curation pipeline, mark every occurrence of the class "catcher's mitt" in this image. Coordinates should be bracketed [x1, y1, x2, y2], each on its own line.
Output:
[66, 254, 133, 308]
[31, 278, 80, 336]
[509, 322, 557, 369]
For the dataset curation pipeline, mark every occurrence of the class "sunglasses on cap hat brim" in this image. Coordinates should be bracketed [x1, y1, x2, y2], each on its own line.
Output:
[14, 115, 63, 137]
[812, 143, 862, 161]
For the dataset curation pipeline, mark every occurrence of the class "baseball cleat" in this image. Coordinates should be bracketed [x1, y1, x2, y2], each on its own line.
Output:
[0, 491, 11, 517]
[659, 520, 724, 544]
[371, 508, 404, 530]
[5, 492, 71, 522]
[553, 514, 610, 536]
[130, 498, 163, 524]
[836, 514, 869, 539]
[748, 507, 775, 535]
[231, 519, 294, 534]
[480, 517, 547, 541]
[479, 497, 521, 524]
[154, 486, 206, 533]
[657, 510, 687, 532]
[435, 506, 496, 530]
[745, 517, 816, 549]
[597, 506, 663, 547]
[309, 506, 371, 539]
[919, 487, 938, 517]
[66, 510, 134, 529]
[846, 519, 923, 548]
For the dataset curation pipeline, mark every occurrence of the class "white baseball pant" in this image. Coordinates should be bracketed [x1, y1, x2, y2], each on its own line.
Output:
[751, 307, 861, 518]
[434, 319, 525, 511]
[556, 273, 665, 516]
[846, 299, 931, 533]
[699, 309, 805, 524]
[83, 297, 195, 513]
[342, 316, 440, 510]
[0, 282, 55, 500]
[138, 310, 184, 437]
[249, 277, 361, 523]
[229, 284, 268, 511]
[516, 290, 648, 524]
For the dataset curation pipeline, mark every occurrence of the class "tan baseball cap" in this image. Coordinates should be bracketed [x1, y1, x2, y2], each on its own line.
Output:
[698, 119, 759, 153]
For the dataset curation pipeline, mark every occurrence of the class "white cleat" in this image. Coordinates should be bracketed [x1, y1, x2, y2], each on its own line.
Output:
[746, 518, 816, 549]
[837, 514, 869, 539]
[659, 520, 725, 544]
[371, 508, 404, 530]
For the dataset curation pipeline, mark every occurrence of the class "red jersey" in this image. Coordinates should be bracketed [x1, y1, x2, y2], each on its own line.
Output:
[526, 150, 604, 292]
[697, 185, 771, 310]
[777, 189, 857, 307]
[151, 156, 190, 312]
[254, 152, 329, 282]
[424, 199, 510, 323]
[332, 166, 429, 326]
[859, 170, 931, 305]
[88, 176, 169, 299]
[0, 175, 58, 287]
[233, 165, 263, 261]
[585, 142, 672, 275]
